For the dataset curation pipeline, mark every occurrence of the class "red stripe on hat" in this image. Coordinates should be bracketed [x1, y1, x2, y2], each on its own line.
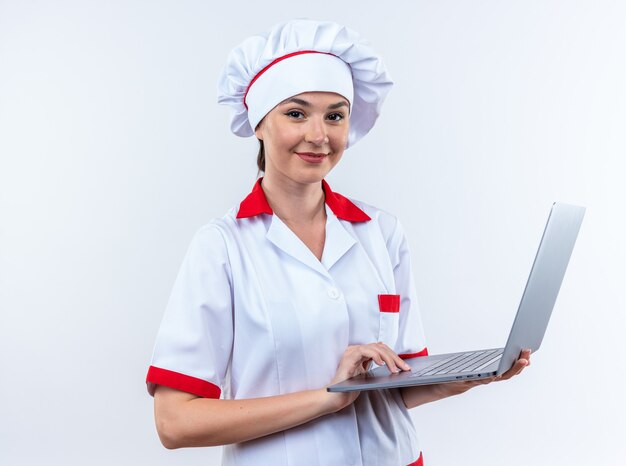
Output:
[378, 294, 400, 313]
[399, 348, 429, 359]
[146, 366, 221, 399]
[243, 50, 336, 109]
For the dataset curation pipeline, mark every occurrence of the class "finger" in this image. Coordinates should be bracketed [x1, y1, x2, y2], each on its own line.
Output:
[354, 346, 385, 367]
[458, 379, 491, 390]
[373, 343, 411, 373]
[379, 342, 412, 371]
[357, 344, 399, 373]
[338, 347, 373, 376]
[497, 349, 532, 380]
[499, 358, 529, 380]
[389, 350, 412, 371]
[351, 344, 411, 374]
[379, 351, 403, 373]
[472, 380, 494, 388]
[397, 356, 411, 371]
[361, 344, 399, 373]
[445, 377, 494, 395]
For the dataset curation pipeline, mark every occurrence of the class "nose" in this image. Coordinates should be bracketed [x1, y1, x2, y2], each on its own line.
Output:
[304, 118, 329, 146]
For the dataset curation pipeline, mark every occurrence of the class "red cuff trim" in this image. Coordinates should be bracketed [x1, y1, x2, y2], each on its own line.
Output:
[146, 366, 221, 399]
[399, 348, 429, 359]
[407, 452, 424, 466]
[378, 294, 400, 313]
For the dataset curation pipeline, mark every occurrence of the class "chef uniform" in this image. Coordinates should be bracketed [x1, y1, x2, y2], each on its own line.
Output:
[146, 19, 428, 466]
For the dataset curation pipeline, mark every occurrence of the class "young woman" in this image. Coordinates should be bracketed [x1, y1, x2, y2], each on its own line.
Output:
[146, 19, 530, 466]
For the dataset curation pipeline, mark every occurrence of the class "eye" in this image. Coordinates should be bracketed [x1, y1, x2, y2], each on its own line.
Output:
[285, 110, 305, 119]
[327, 112, 345, 121]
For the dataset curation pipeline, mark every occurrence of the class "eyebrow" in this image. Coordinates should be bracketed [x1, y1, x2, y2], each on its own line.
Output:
[280, 97, 349, 110]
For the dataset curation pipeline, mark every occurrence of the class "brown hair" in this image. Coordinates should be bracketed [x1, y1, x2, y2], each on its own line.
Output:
[256, 139, 265, 173]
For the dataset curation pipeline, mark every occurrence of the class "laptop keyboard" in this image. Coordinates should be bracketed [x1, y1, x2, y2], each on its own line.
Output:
[410, 348, 504, 377]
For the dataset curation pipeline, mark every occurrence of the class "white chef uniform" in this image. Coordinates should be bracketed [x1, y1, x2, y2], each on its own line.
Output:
[147, 178, 428, 466]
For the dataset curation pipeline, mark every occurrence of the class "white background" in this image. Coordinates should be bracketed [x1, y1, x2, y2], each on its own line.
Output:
[1, 1, 625, 465]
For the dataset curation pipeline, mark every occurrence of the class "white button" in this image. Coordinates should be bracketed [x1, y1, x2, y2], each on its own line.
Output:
[328, 288, 340, 299]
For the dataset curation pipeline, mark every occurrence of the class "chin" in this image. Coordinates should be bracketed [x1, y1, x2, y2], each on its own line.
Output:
[296, 173, 328, 185]
[287, 168, 330, 186]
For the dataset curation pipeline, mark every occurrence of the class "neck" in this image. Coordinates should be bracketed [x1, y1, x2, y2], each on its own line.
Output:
[260, 173, 326, 225]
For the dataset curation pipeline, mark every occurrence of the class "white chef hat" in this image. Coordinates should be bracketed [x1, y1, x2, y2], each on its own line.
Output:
[217, 19, 393, 148]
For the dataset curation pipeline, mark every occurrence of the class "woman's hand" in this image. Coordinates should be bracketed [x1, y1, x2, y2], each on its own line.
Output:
[324, 343, 411, 412]
[438, 348, 532, 396]
[401, 349, 532, 408]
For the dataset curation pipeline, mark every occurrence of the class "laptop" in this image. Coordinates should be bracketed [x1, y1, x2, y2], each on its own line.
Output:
[328, 202, 585, 393]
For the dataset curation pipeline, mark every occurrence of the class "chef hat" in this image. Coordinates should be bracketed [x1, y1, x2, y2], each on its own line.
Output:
[217, 19, 393, 148]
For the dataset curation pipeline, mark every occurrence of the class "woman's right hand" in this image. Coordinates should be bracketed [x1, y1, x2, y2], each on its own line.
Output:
[323, 343, 411, 412]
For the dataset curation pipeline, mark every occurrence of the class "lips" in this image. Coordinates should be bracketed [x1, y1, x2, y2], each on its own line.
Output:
[295, 152, 327, 164]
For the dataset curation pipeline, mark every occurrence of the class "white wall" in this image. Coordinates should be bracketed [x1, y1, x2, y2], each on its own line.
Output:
[1, 1, 624, 465]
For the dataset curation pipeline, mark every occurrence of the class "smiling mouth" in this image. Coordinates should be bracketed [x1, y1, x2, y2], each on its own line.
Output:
[295, 152, 328, 164]
[296, 152, 327, 157]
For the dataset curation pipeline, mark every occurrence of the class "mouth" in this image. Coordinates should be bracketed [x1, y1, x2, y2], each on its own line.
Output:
[295, 152, 328, 164]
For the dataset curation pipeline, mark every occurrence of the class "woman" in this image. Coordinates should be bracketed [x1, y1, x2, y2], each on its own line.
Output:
[146, 19, 530, 466]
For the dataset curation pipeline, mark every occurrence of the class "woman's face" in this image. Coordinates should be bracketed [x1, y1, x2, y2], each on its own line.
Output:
[254, 91, 350, 186]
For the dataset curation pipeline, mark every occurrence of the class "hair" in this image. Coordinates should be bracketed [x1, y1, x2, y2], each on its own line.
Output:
[256, 139, 265, 174]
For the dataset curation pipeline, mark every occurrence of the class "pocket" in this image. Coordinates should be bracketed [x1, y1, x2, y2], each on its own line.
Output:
[378, 294, 400, 347]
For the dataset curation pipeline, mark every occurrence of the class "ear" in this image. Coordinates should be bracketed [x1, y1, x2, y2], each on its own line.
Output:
[254, 121, 264, 140]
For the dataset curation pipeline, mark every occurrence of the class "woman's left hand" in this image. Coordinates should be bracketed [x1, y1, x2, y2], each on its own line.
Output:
[401, 349, 532, 408]
[433, 348, 532, 397]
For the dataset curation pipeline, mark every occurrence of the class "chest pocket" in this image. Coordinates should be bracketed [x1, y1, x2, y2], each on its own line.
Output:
[377, 294, 400, 347]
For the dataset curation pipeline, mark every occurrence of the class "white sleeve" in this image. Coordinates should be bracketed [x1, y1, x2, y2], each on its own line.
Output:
[146, 224, 233, 398]
[389, 219, 428, 359]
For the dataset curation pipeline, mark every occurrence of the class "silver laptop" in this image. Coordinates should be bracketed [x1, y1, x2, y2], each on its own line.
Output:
[328, 202, 585, 393]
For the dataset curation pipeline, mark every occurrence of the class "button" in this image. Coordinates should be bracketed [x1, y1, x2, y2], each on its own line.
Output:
[328, 288, 340, 299]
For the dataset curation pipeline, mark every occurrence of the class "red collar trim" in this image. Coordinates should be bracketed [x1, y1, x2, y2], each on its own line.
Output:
[236, 178, 371, 223]
[236, 178, 273, 218]
[321, 179, 371, 222]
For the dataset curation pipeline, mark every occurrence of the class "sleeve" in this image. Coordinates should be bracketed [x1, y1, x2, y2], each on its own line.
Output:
[146, 224, 233, 399]
[388, 218, 428, 360]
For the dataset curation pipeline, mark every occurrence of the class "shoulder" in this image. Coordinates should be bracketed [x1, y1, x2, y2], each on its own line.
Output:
[194, 206, 241, 240]
[184, 207, 242, 261]
[345, 196, 405, 241]
[190, 205, 265, 259]
[342, 196, 411, 268]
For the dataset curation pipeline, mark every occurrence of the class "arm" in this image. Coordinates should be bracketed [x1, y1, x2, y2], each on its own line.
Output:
[400, 349, 532, 409]
[154, 342, 407, 449]
[154, 385, 338, 448]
